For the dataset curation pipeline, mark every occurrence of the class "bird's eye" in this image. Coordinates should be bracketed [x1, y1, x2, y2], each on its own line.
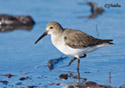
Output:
[50, 27, 53, 29]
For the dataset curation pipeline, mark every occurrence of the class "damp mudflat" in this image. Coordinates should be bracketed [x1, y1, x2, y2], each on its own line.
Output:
[0, 0, 125, 88]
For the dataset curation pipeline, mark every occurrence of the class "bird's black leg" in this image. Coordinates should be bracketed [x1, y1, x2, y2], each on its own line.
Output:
[68, 57, 77, 66]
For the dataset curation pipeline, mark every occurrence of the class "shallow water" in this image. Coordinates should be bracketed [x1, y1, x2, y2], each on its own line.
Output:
[0, 0, 125, 88]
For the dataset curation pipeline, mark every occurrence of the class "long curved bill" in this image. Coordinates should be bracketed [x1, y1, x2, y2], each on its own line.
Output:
[35, 31, 48, 44]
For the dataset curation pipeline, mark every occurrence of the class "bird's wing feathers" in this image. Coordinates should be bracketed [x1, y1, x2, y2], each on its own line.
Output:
[63, 29, 112, 49]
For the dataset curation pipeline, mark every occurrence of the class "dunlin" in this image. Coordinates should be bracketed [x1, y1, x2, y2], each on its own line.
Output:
[78, 2, 104, 19]
[35, 21, 113, 70]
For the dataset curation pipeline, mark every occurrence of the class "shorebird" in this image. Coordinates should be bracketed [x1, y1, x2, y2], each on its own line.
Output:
[78, 2, 104, 19]
[87, 2, 104, 14]
[35, 22, 113, 70]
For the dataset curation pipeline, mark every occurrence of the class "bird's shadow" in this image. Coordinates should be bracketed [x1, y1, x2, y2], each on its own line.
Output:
[47, 55, 68, 70]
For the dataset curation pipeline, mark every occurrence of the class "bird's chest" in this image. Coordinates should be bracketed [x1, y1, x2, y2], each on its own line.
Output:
[51, 35, 69, 53]
[51, 35, 77, 56]
[51, 35, 64, 49]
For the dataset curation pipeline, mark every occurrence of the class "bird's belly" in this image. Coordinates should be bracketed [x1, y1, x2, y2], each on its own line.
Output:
[53, 42, 104, 57]
[57, 45, 101, 57]
[52, 41, 86, 57]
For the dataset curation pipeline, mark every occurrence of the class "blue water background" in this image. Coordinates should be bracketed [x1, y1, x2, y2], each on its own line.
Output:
[0, 0, 125, 87]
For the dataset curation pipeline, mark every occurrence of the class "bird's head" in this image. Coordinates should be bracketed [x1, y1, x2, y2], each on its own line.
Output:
[35, 21, 63, 44]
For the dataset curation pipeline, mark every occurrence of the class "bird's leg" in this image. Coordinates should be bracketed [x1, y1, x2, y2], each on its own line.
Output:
[68, 57, 77, 66]
[68, 54, 87, 66]
[77, 57, 80, 70]
[80, 54, 87, 58]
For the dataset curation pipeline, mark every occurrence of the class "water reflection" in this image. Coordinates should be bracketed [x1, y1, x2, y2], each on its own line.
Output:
[47, 56, 112, 88]
[0, 25, 34, 32]
[0, 14, 35, 32]
[53, 69, 112, 88]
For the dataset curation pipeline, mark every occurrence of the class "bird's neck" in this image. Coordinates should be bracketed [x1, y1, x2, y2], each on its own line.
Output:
[51, 31, 63, 39]
[51, 30, 63, 45]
